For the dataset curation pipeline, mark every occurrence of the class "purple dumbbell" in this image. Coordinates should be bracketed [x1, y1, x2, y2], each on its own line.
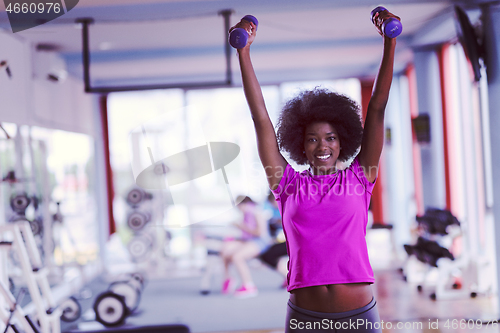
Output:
[229, 15, 259, 49]
[371, 6, 402, 38]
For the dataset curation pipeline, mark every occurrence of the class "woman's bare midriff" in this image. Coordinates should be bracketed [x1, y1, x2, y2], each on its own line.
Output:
[289, 283, 373, 313]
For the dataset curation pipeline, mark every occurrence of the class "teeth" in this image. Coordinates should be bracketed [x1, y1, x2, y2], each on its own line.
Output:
[316, 154, 331, 160]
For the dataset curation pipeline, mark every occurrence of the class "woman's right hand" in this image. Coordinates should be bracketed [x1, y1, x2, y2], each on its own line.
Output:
[372, 10, 401, 37]
[229, 19, 257, 49]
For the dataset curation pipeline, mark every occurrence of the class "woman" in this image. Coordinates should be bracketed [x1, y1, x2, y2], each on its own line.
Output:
[221, 196, 271, 298]
[230, 9, 399, 332]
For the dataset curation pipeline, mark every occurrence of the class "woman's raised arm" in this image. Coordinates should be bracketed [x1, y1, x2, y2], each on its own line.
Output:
[358, 10, 399, 183]
[233, 20, 288, 190]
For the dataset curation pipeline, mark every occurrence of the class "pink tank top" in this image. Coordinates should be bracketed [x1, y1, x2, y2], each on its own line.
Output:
[241, 210, 257, 241]
[272, 156, 376, 292]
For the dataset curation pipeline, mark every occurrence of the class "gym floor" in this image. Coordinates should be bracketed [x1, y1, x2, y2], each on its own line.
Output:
[62, 258, 498, 333]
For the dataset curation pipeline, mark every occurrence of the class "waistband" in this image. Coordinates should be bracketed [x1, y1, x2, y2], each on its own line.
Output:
[287, 297, 377, 320]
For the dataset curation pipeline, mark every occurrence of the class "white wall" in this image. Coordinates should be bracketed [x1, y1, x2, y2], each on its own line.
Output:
[413, 50, 447, 210]
[0, 31, 95, 136]
[383, 75, 416, 251]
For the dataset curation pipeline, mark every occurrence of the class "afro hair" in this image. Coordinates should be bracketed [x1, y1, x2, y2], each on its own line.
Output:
[276, 87, 364, 165]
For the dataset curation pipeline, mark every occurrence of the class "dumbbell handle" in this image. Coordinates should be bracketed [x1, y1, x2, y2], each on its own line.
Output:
[371, 6, 402, 38]
[229, 15, 259, 49]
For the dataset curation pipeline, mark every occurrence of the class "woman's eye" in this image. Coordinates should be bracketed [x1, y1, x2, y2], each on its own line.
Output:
[328, 137, 335, 141]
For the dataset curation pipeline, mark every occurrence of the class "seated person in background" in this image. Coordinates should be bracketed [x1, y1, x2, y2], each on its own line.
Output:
[260, 191, 288, 288]
[263, 191, 283, 238]
[221, 195, 271, 298]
